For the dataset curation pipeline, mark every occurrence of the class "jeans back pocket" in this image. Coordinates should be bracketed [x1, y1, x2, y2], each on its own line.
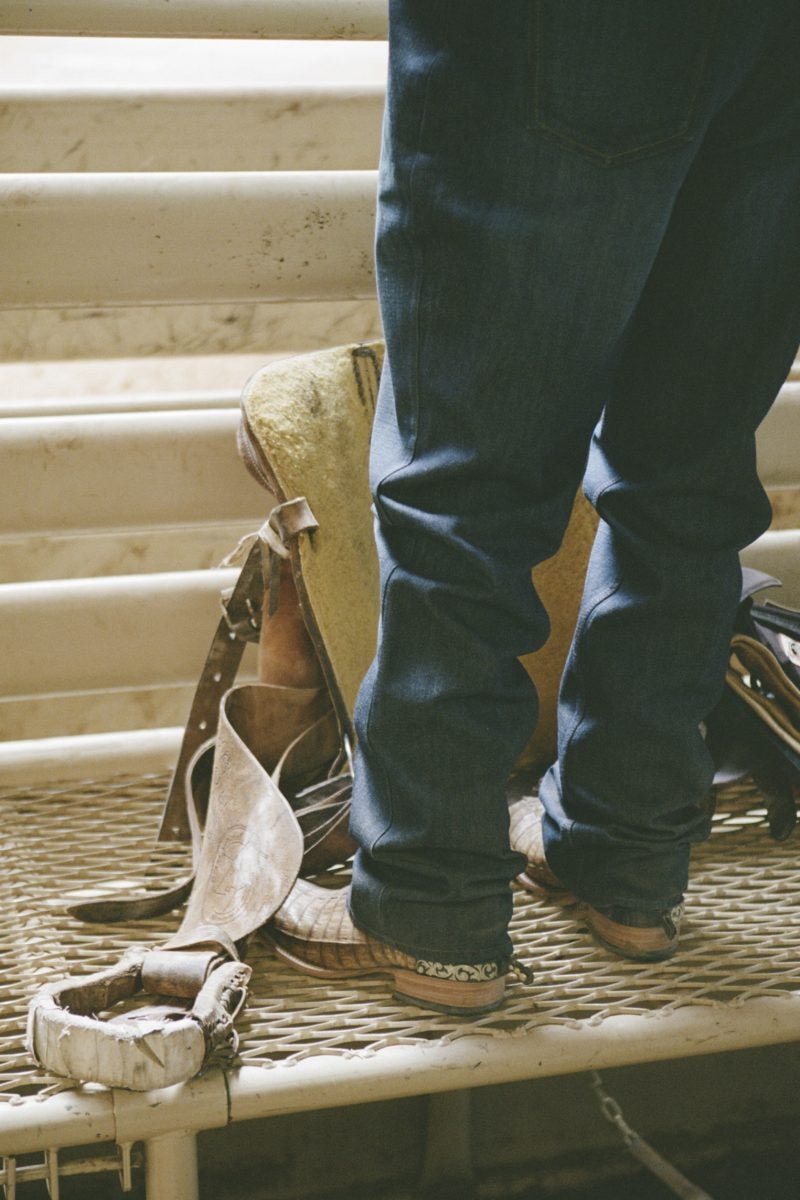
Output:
[529, 0, 721, 166]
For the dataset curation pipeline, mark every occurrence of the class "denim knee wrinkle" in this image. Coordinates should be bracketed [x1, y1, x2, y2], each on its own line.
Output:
[348, 0, 800, 962]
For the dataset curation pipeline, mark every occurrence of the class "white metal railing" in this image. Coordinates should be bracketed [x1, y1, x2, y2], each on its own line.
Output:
[1, 1000, 800, 1160]
[0, 569, 260, 741]
[0, 408, 264, 740]
[2, 569, 239, 696]
[0, 0, 388, 40]
[0, 86, 384, 173]
[0, 394, 794, 745]
[0, 297, 382, 362]
[1, 411, 263, 534]
[755, 382, 800, 486]
[1, 172, 376, 307]
[0, 388, 241, 418]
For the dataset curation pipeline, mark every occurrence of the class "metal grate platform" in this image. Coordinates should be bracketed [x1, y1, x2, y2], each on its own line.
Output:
[0, 773, 799, 1105]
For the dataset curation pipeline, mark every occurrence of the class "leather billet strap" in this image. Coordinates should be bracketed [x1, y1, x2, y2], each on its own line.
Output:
[158, 540, 263, 840]
[727, 635, 800, 757]
[70, 499, 325, 929]
[29, 501, 339, 1088]
[158, 497, 320, 845]
[29, 680, 306, 1090]
[158, 537, 264, 844]
[66, 538, 263, 924]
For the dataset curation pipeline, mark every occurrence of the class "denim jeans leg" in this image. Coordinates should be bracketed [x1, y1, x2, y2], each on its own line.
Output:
[349, 0, 800, 961]
[541, 9, 800, 910]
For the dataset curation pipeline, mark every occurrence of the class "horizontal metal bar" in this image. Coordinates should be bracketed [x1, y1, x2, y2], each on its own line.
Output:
[0, 726, 182, 783]
[2, 388, 794, 540]
[1, 997, 800, 1159]
[0, 171, 376, 309]
[226, 999, 800, 1124]
[0, 0, 388, 39]
[0, 1152, 137, 1186]
[0, 389, 241, 418]
[0, 523, 257, 585]
[757, 387, 800, 487]
[0, 680, 205, 741]
[0, 568, 238, 696]
[0, 298, 382, 362]
[0, 87, 383, 172]
[0, 37, 387, 90]
[0, 1089, 120, 1159]
[0, 410, 266, 536]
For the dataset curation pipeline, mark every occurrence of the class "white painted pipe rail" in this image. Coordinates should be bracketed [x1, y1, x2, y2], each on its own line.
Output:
[0, 0, 388, 40]
[0, 86, 384, 173]
[0, 998, 799, 1161]
[756, 385, 800, 487]
[0, 390, 241, 419]
[0, 297, 382, 363]
[0, 727, 183, 784]
[0, 172, 377, 308]
[1, 568, 237, 696]
[0, 411, 264, 535]
[2, 402, 794, 539]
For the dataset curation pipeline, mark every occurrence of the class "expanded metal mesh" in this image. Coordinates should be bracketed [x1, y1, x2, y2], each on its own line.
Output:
[0, 772, 798, 1103]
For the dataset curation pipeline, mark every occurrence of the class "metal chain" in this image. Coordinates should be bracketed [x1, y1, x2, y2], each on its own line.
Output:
[591, 1072, 715, 1200]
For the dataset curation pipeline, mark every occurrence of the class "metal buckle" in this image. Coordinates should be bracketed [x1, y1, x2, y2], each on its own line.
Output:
[220, 588, 261, 642]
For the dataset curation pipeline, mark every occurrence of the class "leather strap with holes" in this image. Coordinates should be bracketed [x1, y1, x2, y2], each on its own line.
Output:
[158, 538, 264, 844]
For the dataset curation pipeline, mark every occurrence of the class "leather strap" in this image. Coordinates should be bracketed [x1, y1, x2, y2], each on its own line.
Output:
[728, 634, 800, 755]
[157, 538, 264, 844]
[35, 499, 349, 1086]
[157, 498, 321, 844]
[31, 682, 306, 1090]
[71, 500, 338, 925]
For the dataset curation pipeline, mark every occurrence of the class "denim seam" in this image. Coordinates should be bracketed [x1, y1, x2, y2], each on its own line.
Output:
[528, 0, 722, 167]
[559, 478, 623, 858]
[373, 8, 445, 517]
[357, 19, 445, 941]
[361, 554, 407, 856]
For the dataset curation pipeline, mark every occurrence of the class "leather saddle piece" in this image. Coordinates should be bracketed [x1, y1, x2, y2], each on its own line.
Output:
[29, 342, 598, 1090]
[707, 568, 800, 841]
[28, 685, 304, 1090]
[238, 341, 598, 766]
[74, 340, 597, 931]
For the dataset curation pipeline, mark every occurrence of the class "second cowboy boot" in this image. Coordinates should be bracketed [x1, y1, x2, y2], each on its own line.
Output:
[510, 797, 682, 962]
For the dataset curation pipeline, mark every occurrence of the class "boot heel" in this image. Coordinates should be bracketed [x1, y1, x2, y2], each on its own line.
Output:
[516, 870, 576, 905]
[391, 968, 505, 1015]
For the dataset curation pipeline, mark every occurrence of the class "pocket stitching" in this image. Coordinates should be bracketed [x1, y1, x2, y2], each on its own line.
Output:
[529, 0, 721, 167]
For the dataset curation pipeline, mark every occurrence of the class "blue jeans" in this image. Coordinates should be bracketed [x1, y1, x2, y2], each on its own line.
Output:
[348, 0, 800, 963]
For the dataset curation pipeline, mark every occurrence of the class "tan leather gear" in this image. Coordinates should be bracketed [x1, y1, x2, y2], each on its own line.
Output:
[238, 340, 597, 768]
[29, 342, 596, 1089]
